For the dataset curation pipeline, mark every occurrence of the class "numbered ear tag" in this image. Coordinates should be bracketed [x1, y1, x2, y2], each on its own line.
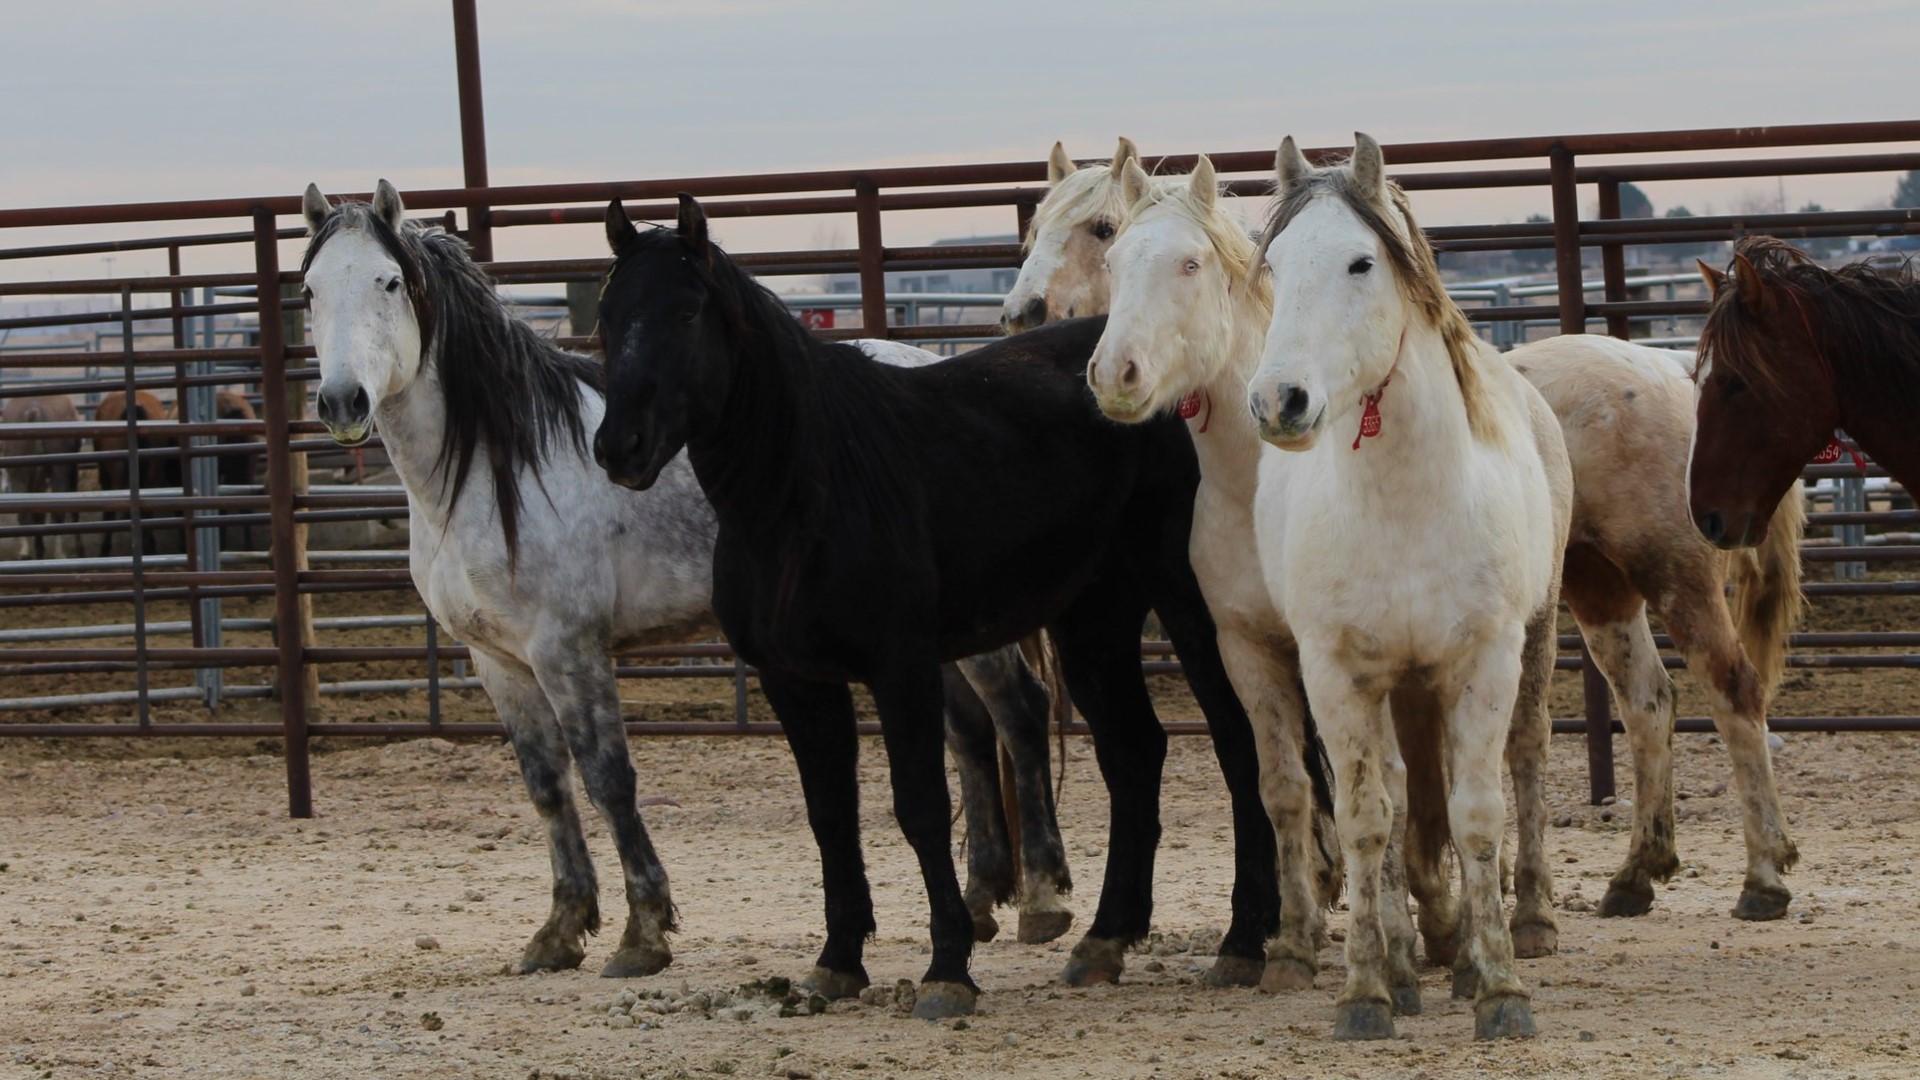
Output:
[1351, 380, 1389, 450]
[1815, 430, 1867, 472]
[1177, 392, 1203, 419]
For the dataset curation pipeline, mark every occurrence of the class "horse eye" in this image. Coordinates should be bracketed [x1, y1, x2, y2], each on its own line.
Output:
[1182, 259, 1201, 275]
[1723, 375, 1748, 396]
[384, 278, 402, 294]
[1348, 257, 1374, 275]
[1091, 220, 1116, 241]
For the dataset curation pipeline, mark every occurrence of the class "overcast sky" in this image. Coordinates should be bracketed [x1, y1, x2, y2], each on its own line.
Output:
[5, 0, 1918, 282]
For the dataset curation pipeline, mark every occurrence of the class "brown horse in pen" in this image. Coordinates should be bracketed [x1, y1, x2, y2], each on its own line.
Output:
[1691, 236, 1920, 544]
[0, 394, 82, 560]
[92, 389, 171, 557]
[163, 390, 261, 551]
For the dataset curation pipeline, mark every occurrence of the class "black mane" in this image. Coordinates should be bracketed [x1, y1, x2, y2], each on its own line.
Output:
[304, 203, 604, 560]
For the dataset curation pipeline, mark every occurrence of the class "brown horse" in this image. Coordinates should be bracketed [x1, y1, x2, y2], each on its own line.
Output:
[163, 390, 261, 550]
[1691, 236, 1920, 545]
[92, 389, 171, 557]
[0, 395, 82, 559]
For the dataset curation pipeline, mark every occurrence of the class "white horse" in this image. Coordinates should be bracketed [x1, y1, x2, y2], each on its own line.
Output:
[299, 181, 1073, 980]
[1245, 134, 1572, 1040]
[1020, 140, 1808, 933]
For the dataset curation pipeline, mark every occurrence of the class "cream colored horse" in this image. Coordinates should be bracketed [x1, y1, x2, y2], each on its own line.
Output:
[1246, 134, 1572, 1041]
[1020, 140, 1807, 930]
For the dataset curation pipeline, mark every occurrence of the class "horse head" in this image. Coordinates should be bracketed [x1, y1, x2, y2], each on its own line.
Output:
[1002, 138, 1140, 334]
[300, 180, 428, 447]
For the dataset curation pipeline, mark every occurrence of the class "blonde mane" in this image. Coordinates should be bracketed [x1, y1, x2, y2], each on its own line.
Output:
[1122, 178, 1273, 315]
[1024, 165, 1133, 253]
[1256, 158, 1496, 443]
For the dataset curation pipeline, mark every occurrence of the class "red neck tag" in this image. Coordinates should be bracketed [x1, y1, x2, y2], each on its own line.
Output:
[1351, 374, 1391, 450]
[1177, 390, 1212, 433]
[1813, 430, 1867, 472]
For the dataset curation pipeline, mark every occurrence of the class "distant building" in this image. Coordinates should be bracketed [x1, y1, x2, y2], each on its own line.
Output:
[824, 235, 1021, 295]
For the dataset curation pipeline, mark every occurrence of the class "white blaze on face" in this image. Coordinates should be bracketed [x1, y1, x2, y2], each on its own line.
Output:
[1248, 197, 1403, 447]
[305, 225, 424, 418]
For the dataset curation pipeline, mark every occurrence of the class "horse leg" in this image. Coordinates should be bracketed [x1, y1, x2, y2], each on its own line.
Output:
[1212, 629, 1322, 991]
[1659, 587, 1798, 921]
[942, 663, 1014, 943]
[1297, 643, 1396, 1040]
[953, 646, 1074, 945]
[1391, 679, 1460, 972]
[473, 654, 599, 974]
[1051, 588, 1165, 988]
[1379, 740, 1422, 1016]
[1506, 602, 1560, 955]
[527, 639, 675, 978]
[868, 659, 978, 1019]
[1443, 633, 1537, 1041]
[1153, 593, 1283, 987]
[761, 672, 873, 1000]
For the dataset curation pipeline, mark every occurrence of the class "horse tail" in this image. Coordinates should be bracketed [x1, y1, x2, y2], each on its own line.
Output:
[1015, 630, 1073, 803]
[1729, 484, 1807, 698]
[1297, 675, 1342, 904]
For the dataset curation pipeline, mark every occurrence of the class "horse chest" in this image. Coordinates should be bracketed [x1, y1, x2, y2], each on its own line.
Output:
[409, 519, 521, 658]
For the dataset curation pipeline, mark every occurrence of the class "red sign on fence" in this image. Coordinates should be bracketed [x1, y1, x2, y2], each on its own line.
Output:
[796, 308, 834, 330]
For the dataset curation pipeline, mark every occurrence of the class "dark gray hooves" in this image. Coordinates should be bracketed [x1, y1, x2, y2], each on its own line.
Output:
[514, 935, 586, 975]
[1060, 938, 1125, 987]
[601, 944, 672, 979]
[910, 980, 978, 1020]
[1203, 954, 1264, 988]
[1451, 965, 1479, 1001]
[1733, 886, 1790, 922]
[1392, 982, 1423, 1016]
[1016, 908, 1074, 945]
[1598, 880, 1655, 918]
[802, 965, 870, 1001]
[970, 909, 1000, 943]
[1259, 957, 1316, 993]
[1511, 920, 1559, 959]
[1333, 999, 1396, 1041]
[1474, 993, 1538, 1040]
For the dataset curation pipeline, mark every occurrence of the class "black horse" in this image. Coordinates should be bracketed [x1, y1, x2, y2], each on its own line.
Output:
[595, 195, 1317, 1017]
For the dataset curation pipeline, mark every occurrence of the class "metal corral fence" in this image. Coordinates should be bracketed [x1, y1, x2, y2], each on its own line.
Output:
[0, 17, 1914, 815]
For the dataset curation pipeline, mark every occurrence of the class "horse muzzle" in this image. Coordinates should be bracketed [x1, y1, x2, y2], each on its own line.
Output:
[1248, 382, 1322, 450]
[316, 383, 373, 446]
[1692, 507, 1762, 550]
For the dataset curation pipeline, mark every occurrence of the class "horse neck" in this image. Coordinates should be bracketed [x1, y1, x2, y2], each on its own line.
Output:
[1319, 317, 1475, 498]
[1184, 290, 1271, 503]
[685, 331, 810, 530]
[372, 366, 454, 521]
[1834, 336, 1920, 489]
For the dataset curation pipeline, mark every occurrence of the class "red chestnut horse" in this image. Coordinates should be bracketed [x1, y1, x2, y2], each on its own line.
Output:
[0, 394, 81, 559]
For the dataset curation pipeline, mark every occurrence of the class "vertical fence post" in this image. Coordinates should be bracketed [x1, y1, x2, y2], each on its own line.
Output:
[254, 209, 313, 818]
[1550, 147, 1618, 806]
[1597, 178, 1632, 340]
[451, 0, 492, 264]
[854, 177, 887, 337]
[120, 286, 151, 732]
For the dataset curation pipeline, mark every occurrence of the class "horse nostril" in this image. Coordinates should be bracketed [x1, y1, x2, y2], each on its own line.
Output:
[620, 431, 643, 461]
[1021, 295, 1047, 330]
[1695, 509, 1725, 545]
[1119, 361, 1140, 390]
[350, 386, 369, 418]
[1281, 386, 1311, 422]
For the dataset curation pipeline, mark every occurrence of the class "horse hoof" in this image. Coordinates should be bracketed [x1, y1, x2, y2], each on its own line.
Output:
[1733, 886, 1790, 922]
[1451, 965, 1479, 1001]
[601, 944, 672, 979]
[1060, 938, 1125, 987]
[1510, 920, 1558, 959]
[802, 966, 870, 1001]
[513, 936, 586, 975]
[1474, 993, 1538, 1040]
[910, 981, 977, 1020]
[1017, 909, 1073, 945]
[971, 910, 1001, 944]
[1392, 983, 1423, 1016]
[1333, 999, 1396, 1041]
[1259, 957, 1316, 993]
[1598, 881, 1655, 918]
[1203, 954, 1264, 988]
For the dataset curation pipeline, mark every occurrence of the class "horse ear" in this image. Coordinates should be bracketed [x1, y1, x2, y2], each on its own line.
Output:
[1351, 133, 1386, 200]
[1047, 142, 1077, 185]
[1276, 136, 1313, 189]
[1696, 258, 1728, 295]
[302, 184, 332, 236]
[605, 199, 637, 253]
[1189, 155, 1218, 210]
[1110, 136, 1140, 178]
[676, 193, 710, 254]
[1731, 251, 1770, 310]
[1120, 156, 1153, 209]
[372, 179, 406, 231]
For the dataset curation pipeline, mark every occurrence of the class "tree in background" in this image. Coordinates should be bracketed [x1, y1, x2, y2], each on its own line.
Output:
[1618, 182, 1654, 220]
[1894, 169, 1920, 209]
[1657, 205, 1719, 264]
[1511, 212, 1555, 273]
[1796, 203, 1851, 259]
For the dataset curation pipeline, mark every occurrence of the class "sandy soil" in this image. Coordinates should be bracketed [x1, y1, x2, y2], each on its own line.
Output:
[5, 715, 1920, 1080]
